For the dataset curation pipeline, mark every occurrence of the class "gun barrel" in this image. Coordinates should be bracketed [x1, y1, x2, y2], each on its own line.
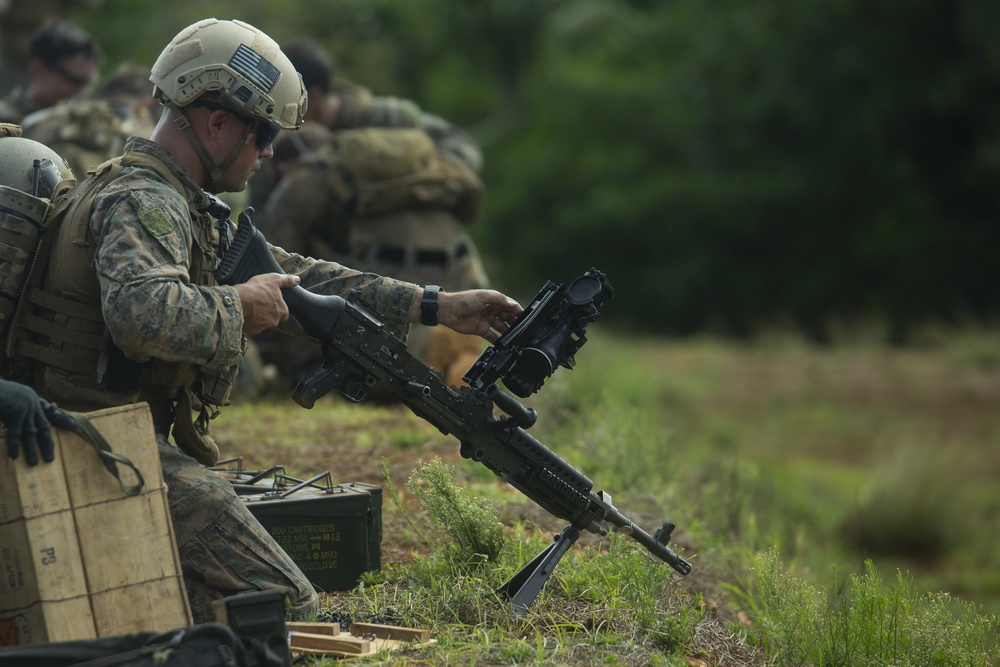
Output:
[601, 504, 693, 575]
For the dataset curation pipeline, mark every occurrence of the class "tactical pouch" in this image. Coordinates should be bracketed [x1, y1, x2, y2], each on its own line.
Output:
[163, 352, 243, 467]
[353, 151, 484, 224]
[0, 186, 50, 351]
[196, 355, 243, 409]
[171, 389, 221, 467]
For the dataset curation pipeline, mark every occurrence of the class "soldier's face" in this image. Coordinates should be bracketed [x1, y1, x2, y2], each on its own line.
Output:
[32, 54, 99, 107]
[206, 108, 274, 192]
[223, 122, 274, 192]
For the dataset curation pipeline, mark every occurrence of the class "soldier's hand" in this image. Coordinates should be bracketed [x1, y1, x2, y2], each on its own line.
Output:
[0, 379, 56, 466]
[233, 273, 301, 335]
[432, 289, 523, 344]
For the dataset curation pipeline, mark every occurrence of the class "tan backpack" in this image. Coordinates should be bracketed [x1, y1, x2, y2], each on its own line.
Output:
[1, 162, 113, 374]
[321, 127, 485, 225]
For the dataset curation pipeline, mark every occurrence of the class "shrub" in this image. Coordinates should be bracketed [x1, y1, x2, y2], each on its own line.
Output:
[406, 457, 507, 564]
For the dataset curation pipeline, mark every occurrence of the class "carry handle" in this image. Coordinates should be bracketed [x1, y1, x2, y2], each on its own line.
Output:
[274, 471, 333, 498]
[63, 410, 144, 497]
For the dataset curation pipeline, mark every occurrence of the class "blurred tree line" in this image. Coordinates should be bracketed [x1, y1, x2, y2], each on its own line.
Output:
[70, 0, 1000, 340]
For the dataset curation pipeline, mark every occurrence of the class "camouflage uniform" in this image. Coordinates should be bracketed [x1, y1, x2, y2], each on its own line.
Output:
[20, 98, 152, 178]
[20, 136, 417, 621]
[0, 86, 36, 124]
[248, 79, 482, 209]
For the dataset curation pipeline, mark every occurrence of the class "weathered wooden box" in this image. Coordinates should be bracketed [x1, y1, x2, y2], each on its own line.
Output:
[0, 402, 191, 645]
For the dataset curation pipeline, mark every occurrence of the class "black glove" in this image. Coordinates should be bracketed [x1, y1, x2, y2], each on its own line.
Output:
[0, 379, 56, 466]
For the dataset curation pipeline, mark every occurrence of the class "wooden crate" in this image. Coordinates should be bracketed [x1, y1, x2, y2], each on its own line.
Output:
[0, 402, 191, 645]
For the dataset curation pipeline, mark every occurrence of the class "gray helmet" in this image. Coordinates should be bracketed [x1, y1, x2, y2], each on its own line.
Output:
[0, 129, 74, 199]
[150, 18, 306, 130]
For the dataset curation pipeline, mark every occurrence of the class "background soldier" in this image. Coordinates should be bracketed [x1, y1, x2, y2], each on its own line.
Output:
[256, 122, 491, 388]
[0, 18, 102, 123]
[21, 63, 159, 177]
[248, 37, 482, 212]
[252, 37, 492, 389]
[0, 0, 100, 92]
[284, 37, 482, 169]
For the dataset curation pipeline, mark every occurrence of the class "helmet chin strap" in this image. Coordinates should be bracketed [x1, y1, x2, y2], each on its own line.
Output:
[169, 100, 254, 193]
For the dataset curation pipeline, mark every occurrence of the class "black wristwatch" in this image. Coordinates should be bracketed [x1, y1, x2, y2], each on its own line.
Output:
[420, 285, 441, 326]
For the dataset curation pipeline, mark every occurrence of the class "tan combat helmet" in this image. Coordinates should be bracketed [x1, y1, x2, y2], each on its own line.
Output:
[149, 19, 307, 190]
[0, 123, 74, 198]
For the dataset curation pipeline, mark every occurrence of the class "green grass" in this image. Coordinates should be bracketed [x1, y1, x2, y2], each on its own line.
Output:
[734, 551, 997, 666]
[213, 327, 1000, 664]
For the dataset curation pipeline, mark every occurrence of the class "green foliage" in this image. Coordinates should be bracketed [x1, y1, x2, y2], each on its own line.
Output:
[557, 533, 691, 636]
[841, 440, 977, 560]
[483, 0, 1000, 339]
[380, 457, 429, 548]
[744, 551, 1000, 666]
[210, 331, 1000, 665]
[330, 525, 710, 665]
[406, 457, 506, 564]
[68, 0, 1000, 338]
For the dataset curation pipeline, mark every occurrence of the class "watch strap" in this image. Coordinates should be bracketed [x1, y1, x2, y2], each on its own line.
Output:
[420, 285, 441, 326]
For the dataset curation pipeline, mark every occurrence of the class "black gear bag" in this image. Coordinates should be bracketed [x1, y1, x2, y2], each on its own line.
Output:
[0, 622, 288, 667]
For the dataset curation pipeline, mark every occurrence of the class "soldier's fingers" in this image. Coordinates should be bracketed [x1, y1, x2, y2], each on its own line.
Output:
[275, 273, 301, 288]
[497, 295, 522, 319]
[20, 427, 39, 467]
[37, 429, 55, 463]
[35, 412, 55, 463]
[7, 430, 20, 461]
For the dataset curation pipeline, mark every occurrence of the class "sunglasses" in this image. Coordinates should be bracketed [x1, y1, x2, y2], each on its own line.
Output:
[192, 101, 280, 150]
[46, 62, 96, 88]
[252, 121, 280, 151]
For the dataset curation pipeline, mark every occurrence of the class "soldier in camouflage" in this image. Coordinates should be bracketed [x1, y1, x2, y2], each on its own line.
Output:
[285, 37, 482, 170]
[252, 38, 491, 388]
[0, 0, 100, 89]
[21, 63, 159, 178]
[0, 19, 102, 123]
[248, 37, 482, 211]
[255, 123, 492, 388]
[6, 20, 522, 623]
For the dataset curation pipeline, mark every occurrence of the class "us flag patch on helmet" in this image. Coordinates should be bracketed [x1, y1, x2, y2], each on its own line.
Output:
[229, 44, 279, 93]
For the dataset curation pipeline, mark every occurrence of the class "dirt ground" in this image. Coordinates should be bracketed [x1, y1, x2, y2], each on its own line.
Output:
[209, 393, 721, 617]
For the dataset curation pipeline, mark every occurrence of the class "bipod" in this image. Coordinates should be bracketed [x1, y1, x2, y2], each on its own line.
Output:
[498, 525, 580, 617]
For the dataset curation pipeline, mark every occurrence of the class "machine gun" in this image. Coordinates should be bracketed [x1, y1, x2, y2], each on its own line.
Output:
[216, 209, 692, 615]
